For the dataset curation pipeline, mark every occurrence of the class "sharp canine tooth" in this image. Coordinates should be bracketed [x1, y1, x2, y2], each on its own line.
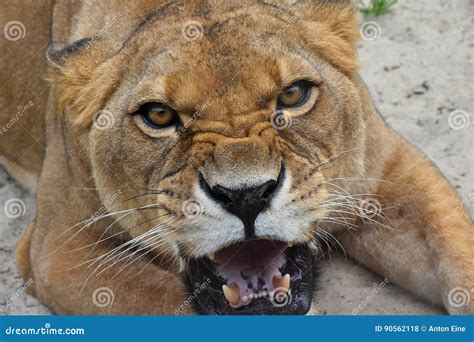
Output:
[208, 252, 215, 260]
[272, 274, 291, 290]
[282, 274, 290, 289]
[222, 284, 239, 305]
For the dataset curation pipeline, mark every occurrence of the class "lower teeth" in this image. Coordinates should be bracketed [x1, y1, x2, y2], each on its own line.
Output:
[222, 273, 292, 307]
[243, 290, 270, 302]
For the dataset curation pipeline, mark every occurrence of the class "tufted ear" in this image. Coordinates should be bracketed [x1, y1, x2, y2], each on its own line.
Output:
[46, 38, 121, 127]
[289, 0, 360, 75]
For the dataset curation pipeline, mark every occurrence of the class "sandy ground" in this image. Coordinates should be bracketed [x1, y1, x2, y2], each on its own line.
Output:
[0, 0, 472, 315]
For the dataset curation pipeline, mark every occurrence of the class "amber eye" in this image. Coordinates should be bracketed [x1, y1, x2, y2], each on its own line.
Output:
[277, 80, 314, 108]
[138, 102, 179, 129]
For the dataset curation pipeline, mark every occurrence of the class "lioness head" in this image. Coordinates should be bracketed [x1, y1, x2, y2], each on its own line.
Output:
[49, 0, 367, 314]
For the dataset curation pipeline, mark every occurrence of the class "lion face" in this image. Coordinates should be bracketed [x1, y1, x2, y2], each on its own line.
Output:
[52, 1, 363, 315]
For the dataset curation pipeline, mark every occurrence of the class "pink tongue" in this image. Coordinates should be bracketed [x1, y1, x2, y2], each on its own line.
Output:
[215, 240, 288, 308]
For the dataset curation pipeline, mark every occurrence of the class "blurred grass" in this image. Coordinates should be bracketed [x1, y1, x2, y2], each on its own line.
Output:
[357, 0, 398, 16]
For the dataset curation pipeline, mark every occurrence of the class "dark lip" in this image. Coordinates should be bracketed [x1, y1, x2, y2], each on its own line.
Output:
[185, 243, 317, 315]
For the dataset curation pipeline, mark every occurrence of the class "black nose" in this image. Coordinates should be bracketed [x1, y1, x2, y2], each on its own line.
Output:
[199, 165, 285, 239]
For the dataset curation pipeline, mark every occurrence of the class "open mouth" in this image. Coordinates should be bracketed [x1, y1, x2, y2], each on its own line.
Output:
[186, 239, 316, 315]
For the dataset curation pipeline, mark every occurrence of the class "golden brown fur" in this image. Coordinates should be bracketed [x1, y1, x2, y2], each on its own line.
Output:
[1, 0, 472, 315]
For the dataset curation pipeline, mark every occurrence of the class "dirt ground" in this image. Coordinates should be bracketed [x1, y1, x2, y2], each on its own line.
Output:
[0, 0, 472, 315]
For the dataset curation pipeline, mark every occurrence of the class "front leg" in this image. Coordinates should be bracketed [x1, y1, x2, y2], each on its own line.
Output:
[340, 142, 474, 314]
[19, 220, 192, 315]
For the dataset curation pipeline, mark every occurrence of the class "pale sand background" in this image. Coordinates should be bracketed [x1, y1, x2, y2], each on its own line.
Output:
[1, 0, 472, 315]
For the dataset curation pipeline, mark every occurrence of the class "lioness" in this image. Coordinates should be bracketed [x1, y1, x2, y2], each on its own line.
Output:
[1, 0, 472, 315]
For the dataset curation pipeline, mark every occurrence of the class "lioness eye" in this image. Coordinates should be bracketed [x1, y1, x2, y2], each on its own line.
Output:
[138, 102, 179, 129]
[277, 80, 314, 108]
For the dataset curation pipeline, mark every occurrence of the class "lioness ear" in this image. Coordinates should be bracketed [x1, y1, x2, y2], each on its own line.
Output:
[290, 1, 360, 75]
[47, 38, 120, 127]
